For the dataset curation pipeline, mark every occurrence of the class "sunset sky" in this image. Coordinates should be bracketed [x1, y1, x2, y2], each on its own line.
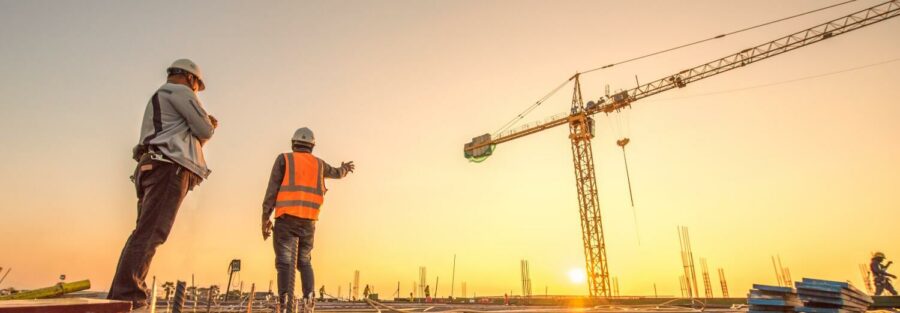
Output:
[1, 0, 899, 298]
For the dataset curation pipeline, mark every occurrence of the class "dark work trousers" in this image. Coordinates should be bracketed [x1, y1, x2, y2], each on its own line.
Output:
[107, 157, 198, 307]
[875, 277, 898, 295]
[274, 215, 317, 312]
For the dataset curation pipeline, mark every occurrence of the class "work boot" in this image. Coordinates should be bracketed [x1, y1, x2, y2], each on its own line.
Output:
[299, 297, 315, 313]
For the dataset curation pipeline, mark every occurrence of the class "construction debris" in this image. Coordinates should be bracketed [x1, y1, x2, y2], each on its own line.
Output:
[795, 278, 873, 313]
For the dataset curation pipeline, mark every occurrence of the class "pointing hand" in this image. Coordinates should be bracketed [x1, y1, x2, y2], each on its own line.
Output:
[341, 161, 355, 173]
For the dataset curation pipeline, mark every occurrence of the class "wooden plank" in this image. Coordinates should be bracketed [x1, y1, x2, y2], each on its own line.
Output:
[0, 298, 131, 313]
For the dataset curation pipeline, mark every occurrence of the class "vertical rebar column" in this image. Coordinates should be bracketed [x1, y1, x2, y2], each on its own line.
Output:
[246, 283, 255, 313]
[678, 226, 698, 299]
[172, 281, 186, 313]
[418, 267, 426, 300]
[718, 268, 730, 298]
[206, 288, 213, 313]
[772, 256, 784, 286]
[700, 258, 713, 299]
[149, 277, 157, 313]
[450, 254, 456, 298]
[859, 264, 873, 294]
[353, 270, 360, 301]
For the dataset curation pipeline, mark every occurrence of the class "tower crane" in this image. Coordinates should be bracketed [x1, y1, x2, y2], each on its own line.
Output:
[463, 1, 900, 298]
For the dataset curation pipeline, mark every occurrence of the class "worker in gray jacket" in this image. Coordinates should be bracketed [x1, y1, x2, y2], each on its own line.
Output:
[108, 59, 217, 309]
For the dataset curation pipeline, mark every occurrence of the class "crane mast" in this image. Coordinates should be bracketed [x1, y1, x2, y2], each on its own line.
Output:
[567, 77, 612, 297]
[463, 0, 899, 298]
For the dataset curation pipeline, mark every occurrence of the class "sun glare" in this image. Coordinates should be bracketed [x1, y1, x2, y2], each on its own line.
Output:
[567, 268, 586, 284]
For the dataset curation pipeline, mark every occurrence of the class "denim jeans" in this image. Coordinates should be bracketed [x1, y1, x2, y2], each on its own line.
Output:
[274, 215, 316, 312]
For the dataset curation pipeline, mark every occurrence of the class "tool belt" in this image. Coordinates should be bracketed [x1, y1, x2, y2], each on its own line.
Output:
[132, 144, 149, 161]
[133, 144, 174, 163]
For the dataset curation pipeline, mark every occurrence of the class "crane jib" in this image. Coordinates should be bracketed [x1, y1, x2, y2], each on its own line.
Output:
[463, 0, 900, 157]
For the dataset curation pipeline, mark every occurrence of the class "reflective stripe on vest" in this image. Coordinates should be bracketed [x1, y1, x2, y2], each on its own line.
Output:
[275, 152, 325, 220]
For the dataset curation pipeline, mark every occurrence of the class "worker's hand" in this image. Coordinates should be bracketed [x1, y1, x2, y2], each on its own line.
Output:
[341, 161, 355, 173]
[209, 115, 219, 129]
[262, 219, 273, 240]
[888, 261, 893, 266]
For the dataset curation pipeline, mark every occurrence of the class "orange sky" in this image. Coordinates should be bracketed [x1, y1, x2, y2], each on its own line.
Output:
[0, 0, 899, 298]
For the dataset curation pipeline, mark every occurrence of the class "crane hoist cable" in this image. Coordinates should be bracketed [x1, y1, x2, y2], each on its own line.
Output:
[491, 0, 861, 139]
[492, 78, 573, 137]
[616, 138, 635, 208]
[616, 137, 641, 244]
[581, 0, 860, 74]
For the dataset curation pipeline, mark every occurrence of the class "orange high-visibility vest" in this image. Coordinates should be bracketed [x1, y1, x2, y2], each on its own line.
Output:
[275, 152, 325, 220]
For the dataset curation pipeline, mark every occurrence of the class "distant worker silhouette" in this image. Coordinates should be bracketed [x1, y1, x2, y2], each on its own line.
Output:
[871, 252, 897, 295]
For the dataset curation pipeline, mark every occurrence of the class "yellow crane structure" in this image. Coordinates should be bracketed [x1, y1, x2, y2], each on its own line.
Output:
[463, 1, 900, 298]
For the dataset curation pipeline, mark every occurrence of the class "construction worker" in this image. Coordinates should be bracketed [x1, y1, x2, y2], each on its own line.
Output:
[108, 59, 216, 309]
[262, 127, 354, 313]
[871, 252, 898, 296]
[319, 286, 325, 301]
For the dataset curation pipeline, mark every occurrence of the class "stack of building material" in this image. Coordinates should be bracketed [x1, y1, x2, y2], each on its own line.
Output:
[748, 284, 801, 313]
[795, 278, 873, 313]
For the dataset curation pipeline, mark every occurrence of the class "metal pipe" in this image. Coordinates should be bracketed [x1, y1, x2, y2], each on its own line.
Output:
[0, 279, 90, 300]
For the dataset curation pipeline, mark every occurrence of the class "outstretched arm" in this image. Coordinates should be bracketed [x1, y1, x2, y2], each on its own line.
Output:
[321, 160, 354, 179]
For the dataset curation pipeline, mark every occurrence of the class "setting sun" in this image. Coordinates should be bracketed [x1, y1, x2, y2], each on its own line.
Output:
[568, 268, 586, 284]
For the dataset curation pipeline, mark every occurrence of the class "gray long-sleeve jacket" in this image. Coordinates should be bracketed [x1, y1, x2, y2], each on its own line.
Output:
[138, 83, 215, 178]
[262, 148, 349, 221]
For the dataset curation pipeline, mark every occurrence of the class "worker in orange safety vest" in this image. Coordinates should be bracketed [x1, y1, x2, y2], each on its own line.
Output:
[262, 127, 354, 313]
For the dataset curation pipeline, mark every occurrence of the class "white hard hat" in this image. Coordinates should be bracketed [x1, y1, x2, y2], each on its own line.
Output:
[292, 127, 315, 145]
[167, 58, 205, 91]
